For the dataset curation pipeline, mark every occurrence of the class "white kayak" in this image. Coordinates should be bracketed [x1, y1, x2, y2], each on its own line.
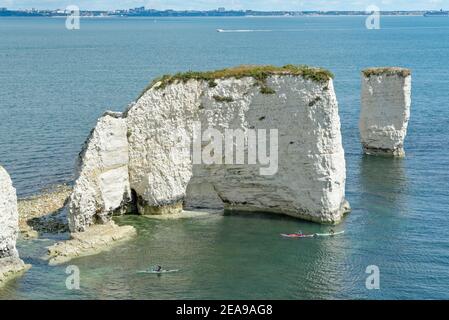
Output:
[137, 269, 179, 274]
[315, 231, 345, 237]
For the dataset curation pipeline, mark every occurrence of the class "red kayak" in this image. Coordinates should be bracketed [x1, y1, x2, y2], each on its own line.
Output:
[281, 233, 314, 238]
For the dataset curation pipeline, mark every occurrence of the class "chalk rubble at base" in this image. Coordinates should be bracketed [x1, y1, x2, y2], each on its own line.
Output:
[0, 166, 30, 286]
[360, 67, 412, 157]
[45, 221, 136, 266]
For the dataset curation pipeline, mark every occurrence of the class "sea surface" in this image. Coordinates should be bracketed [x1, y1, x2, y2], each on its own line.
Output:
[0, 16, 448, 299]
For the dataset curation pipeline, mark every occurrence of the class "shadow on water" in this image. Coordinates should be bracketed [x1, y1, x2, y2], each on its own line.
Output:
[358, 155, 408, 217]
[346, 155, 414, 298]
[187, 213, 349, 299]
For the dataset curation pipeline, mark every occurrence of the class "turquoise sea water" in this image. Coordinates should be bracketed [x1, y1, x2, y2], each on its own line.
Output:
[0, 16, 449, 299]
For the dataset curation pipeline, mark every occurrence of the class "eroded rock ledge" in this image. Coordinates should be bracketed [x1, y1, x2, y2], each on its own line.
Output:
[67, 64, 350, 233]
[360, 67, 412, 157]
[45, 222, 136, 265]
[0, 166, 30, 287]
[18, 184, 72, 239]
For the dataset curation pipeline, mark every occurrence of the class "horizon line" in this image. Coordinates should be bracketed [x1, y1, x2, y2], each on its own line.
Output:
[1, 7, 446, 12]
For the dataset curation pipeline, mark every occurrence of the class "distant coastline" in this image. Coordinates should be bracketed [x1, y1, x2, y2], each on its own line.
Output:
[0, 7, 439, 18]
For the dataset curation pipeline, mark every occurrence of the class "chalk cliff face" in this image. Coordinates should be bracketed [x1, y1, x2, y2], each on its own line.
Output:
[68, 112, 131, 232]
[360, 67, 411, 156]
[69, 65, 350, 231]
[0, 166, 28, 285]
[126, 66, 349, 223]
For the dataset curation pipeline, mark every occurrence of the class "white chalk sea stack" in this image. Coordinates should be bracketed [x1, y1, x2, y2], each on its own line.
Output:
[68, 111, 132, 232]
[0, 166, 29, 286]
[49, 112, 137, 264]
[126, 65, 350, 223]
[360, 67, 412, 156]
[67, 65, 350, 234]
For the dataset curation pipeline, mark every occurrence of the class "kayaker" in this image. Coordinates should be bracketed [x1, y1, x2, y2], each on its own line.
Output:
[330, 229, 335, 236]
[154, 265, 162, 272]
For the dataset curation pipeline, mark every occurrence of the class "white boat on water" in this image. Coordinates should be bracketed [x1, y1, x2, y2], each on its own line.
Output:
[424, 9, 449, 17]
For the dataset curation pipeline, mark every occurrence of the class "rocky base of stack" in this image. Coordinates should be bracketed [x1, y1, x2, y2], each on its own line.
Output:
[45, 222, 136, 266]
[224, 199, 351, 224]
[137, 201, 183, 216]
[143, 209, 215, 220]
[362, 145, 405, 157]
[0, 257, 31, 287]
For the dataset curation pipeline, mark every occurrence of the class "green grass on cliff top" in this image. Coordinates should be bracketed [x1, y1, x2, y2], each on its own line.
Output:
[137, 65, 333, 99]
[362, 67, 411, 77]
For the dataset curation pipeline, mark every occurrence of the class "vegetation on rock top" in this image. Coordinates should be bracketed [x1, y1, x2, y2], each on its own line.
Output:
[362, 67, 411, 77]
[137, 65, 333, 99]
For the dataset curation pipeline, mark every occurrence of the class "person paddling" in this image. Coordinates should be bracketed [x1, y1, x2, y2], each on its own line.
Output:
[153, 265, 162, 272]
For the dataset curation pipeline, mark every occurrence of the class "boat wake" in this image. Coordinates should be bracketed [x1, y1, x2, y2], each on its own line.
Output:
[216, 29, 273, 33]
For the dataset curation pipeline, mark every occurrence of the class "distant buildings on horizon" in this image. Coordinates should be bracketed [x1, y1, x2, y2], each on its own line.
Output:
[0, 7, 445, 17]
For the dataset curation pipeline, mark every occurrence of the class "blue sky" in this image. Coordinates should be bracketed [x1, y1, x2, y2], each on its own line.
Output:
[1, 0, 448, 11]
